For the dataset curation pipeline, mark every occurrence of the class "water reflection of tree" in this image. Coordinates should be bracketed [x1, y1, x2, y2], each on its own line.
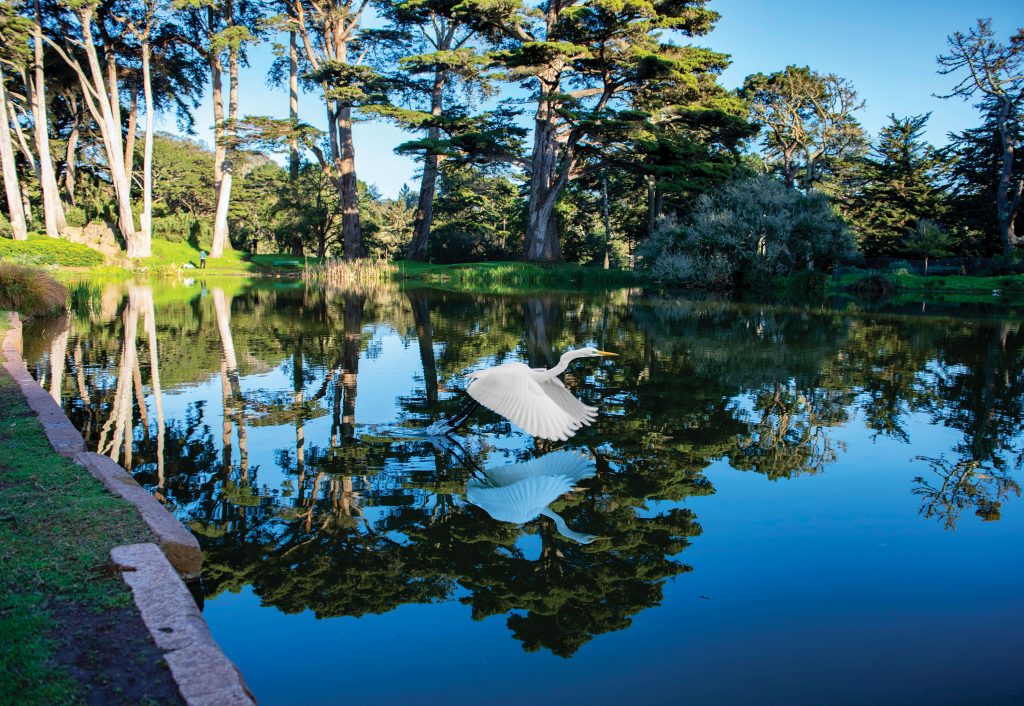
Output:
[26, 281, 1024, 659]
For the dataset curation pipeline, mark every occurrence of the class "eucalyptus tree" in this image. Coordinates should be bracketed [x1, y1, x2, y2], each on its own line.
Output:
[176, 0, 262, 258]
[27, 0, 67, 237]
[0, 6, 30, 240]
[938, 19, 1024, 255]
[42, 0, 146, 254]
[458, 0, 724, 262]
[742, 65, 866, 192]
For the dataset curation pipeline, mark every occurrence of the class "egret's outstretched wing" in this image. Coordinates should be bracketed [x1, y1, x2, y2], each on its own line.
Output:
[482, 450, 596, 487]
[539, 377, 598, 427]
[466, 364, 584, 441]
[467, 474, 576, 524]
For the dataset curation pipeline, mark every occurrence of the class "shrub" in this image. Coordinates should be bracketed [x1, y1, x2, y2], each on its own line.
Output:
[0, 263, 68, 317]
[637, 176, 855, 288]
[0, 235, 104, 267]
[152, 213, 212, 248]
[64, 207, 88, 227]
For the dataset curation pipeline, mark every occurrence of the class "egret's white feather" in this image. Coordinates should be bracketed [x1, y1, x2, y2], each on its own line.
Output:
[466, 362, 593, 441]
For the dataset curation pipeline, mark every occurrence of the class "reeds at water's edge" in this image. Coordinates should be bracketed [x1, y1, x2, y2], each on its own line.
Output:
[302, 258, 396, 287]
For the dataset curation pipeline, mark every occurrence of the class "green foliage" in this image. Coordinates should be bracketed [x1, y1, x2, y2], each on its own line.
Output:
[428, 163, 523, 262]
[0, 235, 104, 268]
[638, 176, 855, 288]
[846, 114, 952, 256]
[152, 212, 213, 247]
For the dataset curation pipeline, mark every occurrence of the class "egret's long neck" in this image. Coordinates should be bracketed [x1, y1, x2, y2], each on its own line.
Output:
[540, 508, 596, 544]
[539, 349, 585, 380]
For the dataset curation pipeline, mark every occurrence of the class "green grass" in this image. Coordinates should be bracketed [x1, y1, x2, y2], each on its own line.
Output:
[0, 235, 104, 268]
[832, 271, 1024, 303]
[396, 260, 642, 293]
[0, 330, 154, 703]
[0, 264, 68, 318]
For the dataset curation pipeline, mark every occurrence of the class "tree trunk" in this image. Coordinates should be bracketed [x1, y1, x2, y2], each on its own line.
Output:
[645, 176, 659, 237]
[63, 109, 80, 206]
[996, 96, 1019, 255]
[523, 82, 564, 263]
[140, 42, 154, 241]
[289, 30, 299, 181]
[338, 102, 362, 259]
[407, 67, 446, 261]
[0, 67, 29, 240]
[74, 8, 140, 253]
[601, 172, 611, 269]
[211, 45, 239, 258]
[32, 0, 66, 237]
[124, 91, 138, 190]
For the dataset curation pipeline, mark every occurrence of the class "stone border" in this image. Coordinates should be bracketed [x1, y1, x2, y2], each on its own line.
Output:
[112, 544, 255, 706]
[3, 312, 255, 705]
[3, 312, 202, 578]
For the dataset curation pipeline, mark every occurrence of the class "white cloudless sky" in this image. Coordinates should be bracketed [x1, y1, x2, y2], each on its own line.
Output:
[158, 0, 1021, 198]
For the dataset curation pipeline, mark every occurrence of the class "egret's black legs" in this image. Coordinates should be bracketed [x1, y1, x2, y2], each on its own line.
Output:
[443, 398, 481, 432]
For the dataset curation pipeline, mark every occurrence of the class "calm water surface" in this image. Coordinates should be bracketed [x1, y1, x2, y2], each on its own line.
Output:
[24, 279, 1024, 705]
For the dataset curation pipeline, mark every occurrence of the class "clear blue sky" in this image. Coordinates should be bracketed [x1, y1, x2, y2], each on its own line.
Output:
[159, 0, 1021, 198]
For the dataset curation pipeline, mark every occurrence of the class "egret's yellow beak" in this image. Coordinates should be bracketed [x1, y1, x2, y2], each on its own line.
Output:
[595, 350, 618, 357]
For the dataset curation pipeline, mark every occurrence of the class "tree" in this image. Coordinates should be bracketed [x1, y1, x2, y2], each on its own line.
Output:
[0, 7, 30, 240]
[460, 0, 723, 262]
[902, 219, 953, 274]
[44, 0, 148, 255]
[28, 0, 67, 238]
[847, 114, 951, 256]
[742, 65, 866, 192]
[177, 0, 261, 259]
[370, 0, 490, 261]
[938, 19, 1024, 255]
[286, 0, 378, 260]
[946, 97, 1024, 255]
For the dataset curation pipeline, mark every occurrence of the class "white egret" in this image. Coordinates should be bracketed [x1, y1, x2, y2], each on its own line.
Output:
[427, 347, 617, 441]
[466, 450, 598, 544]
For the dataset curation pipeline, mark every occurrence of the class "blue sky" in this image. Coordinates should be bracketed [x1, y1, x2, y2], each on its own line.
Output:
[160, 0, 1021, 198]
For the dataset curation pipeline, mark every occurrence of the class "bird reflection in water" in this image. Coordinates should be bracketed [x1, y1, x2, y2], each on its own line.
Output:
[437, 443, 599, 544]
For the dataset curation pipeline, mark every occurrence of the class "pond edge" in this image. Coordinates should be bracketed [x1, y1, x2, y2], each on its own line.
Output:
[3, 312, 255, 706]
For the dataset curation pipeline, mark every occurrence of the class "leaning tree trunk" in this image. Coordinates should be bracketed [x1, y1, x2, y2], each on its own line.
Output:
[406, 67, 446, 261]
[0, 67, 29, 240]
[288, 30, 299, 181]
[31, 0, 65, 237]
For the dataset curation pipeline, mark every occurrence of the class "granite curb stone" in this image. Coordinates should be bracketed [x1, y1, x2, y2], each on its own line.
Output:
[112, 544, 255, 706]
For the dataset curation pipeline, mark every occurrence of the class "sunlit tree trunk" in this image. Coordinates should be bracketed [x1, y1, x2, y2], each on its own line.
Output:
[140, 42, 155, 240]
[211, 43, 239, 258]
[0, 66, 28, 240]
[31, 0, 65, 237]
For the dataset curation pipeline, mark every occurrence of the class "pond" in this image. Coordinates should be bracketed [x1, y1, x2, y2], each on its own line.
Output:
[23, 278, 1024, 705]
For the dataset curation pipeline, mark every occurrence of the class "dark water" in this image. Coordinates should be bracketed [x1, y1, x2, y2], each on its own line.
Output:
[24, 279, 1024, 705]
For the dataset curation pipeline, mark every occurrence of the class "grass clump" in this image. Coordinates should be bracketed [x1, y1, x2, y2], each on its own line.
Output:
[0, 263, 68, 317]
[0, 355, 155, 704]
[304, 257, 396, 287]
[0, 235, 104, 268]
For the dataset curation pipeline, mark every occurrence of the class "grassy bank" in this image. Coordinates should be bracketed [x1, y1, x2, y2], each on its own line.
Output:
[0, 318, 181, 704]
[397, 260, 641, 293]
[830, 270, 1024, 304]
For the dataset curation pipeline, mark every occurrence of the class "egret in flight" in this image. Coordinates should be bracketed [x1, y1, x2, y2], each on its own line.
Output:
[427, 347, 617, 441]
[466, 450, 598, 544]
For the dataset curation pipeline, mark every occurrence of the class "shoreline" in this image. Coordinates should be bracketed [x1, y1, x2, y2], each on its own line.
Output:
[1, 312, 254, 706]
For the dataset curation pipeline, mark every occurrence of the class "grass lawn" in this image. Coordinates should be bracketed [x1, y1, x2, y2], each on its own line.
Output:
[0, 317, 181, 704]
[396, 260, 641, 292]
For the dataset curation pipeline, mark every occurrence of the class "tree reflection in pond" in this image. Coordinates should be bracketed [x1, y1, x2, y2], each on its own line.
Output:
[22, 280, 1024, 662]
